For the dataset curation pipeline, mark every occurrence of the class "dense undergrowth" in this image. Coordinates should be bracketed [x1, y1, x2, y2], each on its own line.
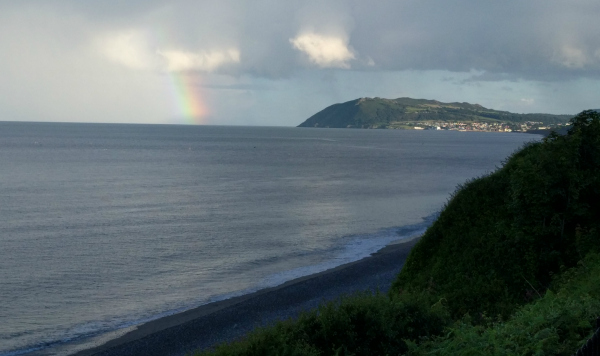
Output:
[197, 292, 449, 356]
[406, 253, 600, 356]
[194, 110, 600, 356]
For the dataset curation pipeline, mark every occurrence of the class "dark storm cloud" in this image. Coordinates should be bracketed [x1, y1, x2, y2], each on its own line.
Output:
[346, 0, 600, 80]
[12, 0, 598, 81]
[247, 0, 598, 80]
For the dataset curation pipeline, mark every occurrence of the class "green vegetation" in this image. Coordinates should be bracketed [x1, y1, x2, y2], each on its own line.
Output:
[197, 292, 449, 356]
[297, 97, 572, 130]
[392, 109, 600, 318]
[196, 110, 600, 356]
[406, 253, 600, 356]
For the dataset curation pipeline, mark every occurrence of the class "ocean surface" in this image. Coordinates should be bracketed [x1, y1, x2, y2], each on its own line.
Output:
[0, 122, 539, 356]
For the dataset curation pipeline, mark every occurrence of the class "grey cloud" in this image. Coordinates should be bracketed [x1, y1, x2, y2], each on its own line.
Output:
[346, 0, 600, 80]
[200, 82, 273, 91]
[12, 0, 600, 81]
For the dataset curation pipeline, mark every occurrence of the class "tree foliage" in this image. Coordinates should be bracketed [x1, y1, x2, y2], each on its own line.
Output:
[199, 292, 449, 356]
[392, 110, 600, 318]
[406, 253, 600, 356]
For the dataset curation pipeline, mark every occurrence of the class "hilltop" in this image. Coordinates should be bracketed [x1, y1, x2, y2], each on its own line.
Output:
[298, 97, 573, 132]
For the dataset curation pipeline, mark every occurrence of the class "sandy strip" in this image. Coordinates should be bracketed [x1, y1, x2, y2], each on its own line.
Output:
[74, 237, 420, 356]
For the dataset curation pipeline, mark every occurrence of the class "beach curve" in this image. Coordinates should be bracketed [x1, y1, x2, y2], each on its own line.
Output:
[73, 237, 420, 356]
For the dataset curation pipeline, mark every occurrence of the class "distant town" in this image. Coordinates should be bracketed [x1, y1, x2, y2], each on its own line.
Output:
[396, 121, 571, 132]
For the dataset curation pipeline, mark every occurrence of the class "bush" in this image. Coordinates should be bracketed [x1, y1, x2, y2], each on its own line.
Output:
[196, 292, 450, 356]
[407, 254, 600, 356]
[391, 110, 600, 319]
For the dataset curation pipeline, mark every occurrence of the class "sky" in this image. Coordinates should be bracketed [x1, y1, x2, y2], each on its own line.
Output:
[1, 0, 599, 126]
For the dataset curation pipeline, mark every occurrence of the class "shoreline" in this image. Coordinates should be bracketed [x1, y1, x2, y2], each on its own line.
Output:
[73, 237, 420, 356]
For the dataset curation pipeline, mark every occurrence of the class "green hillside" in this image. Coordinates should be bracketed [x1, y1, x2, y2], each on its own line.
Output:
[197, 110, 600, 356]
[298, 97, 573, 130]
[392, 110, 600, 319]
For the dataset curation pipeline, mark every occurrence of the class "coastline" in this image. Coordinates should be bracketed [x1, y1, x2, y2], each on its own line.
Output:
[73, 237, 420, 356]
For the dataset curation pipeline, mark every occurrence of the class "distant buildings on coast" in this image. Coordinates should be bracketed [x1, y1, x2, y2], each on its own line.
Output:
[405, 121, 570, 132]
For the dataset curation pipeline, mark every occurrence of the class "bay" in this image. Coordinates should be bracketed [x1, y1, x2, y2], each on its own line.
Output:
[0, 122, 539, 355]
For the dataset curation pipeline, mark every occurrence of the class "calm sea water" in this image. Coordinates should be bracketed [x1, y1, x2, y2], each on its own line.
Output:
[0, 122, 539, 356]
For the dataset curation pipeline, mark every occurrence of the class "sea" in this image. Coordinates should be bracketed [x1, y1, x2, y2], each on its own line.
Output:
[0, 122, 540, 356]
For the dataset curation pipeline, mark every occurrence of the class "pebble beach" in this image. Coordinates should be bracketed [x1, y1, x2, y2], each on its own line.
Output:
[74, 238, 420, 356]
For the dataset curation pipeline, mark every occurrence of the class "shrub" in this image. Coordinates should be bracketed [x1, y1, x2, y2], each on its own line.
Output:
[391, 110, 600, 319]
[196, 292, 450, 356]
[406, 254, 600, 356]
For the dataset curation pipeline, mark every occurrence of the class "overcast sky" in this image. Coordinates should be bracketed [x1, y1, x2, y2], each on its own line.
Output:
[1, 0, 599, 126]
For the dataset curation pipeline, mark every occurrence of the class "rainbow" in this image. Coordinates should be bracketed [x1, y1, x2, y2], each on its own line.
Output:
[166, 71, 209, 125]
[153, 26, 210, 124]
